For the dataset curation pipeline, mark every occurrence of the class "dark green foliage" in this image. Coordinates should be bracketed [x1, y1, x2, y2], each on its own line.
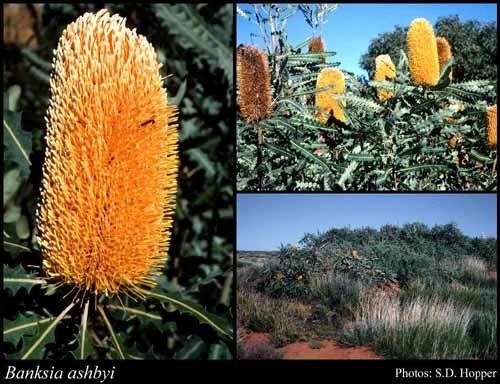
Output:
[360, 16, 497, 82]
[3, 4, 233, 360]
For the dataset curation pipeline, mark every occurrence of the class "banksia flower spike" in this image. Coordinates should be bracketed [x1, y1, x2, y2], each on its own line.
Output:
[436, 37, 453, 81]
[374, 54, 396, 101]
[37, 10, 178, 298]
[315, 67, 346, 123]
[308, 36, 326, 63]
[486, 105, 497, 148]
[237, 45, 272, 123]
[407, 18, 440, 87]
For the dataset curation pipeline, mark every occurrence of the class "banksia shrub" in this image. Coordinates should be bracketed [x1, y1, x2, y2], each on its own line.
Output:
[374, 54, 396, 101]
[407, 18, 440, 87]
[37, 10, 178, 297]
[237, 45, 273, 123]
[315, 67, 346, 123]
[486, 105, 497, 148]
[436, 36, 453, 81]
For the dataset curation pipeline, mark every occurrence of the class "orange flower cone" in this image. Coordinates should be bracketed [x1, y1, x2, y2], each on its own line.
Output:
[37, 10, 178, 297]
[486, 105, 497, 148]
[436, 37, 453, 81]
[237, 45, 272, 123]
[315, 67, 346, 123]
[308, 36, 326, 63]
[374, 54, 396, 101]
[407, 18, 440, 87]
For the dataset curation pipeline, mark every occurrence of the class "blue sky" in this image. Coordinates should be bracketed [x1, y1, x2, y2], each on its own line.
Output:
[237, 3, 497, 77]
[237, 194, 497, 250]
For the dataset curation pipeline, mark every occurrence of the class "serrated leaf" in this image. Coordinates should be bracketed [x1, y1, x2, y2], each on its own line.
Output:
[4, 265, 45, 295]
[4, 302, 75, 359]
[3, 110, 32, 179]
[290, 140, 332, 173]
[154, 4, 232, 84]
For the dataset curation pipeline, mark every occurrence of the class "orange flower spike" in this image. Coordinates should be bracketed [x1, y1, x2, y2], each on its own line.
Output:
[308, 37, 325, 54]
[486, 105, 497, 148]
[315, 67, 346, 123]
[237, 45, 273, 123]
[308, 37, 326, 63]
[407, 18, 440, 87]
[436, 36, 453, 81]
[37, 10, 178, 297]
[374, 54, 396, 101]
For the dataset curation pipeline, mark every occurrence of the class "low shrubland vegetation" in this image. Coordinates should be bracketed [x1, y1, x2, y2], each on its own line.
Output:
[237, 222, 497, 359]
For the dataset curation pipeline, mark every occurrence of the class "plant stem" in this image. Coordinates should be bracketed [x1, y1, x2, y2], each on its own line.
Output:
[79, 300, 90, 359]
[97, 304, 124, 359]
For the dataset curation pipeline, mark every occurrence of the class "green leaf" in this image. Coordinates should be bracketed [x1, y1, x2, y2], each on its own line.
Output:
[264, 142, 296, 159]
[154, 4, 232, 84]
[208, 343, 232, 360]
[186, 148, 216, 178]
[290, 140, 332, 173]
[174, 335, 207, 359]
[346, 153, 375, 162]
[146, 290, 233, 339]
[4, 205, 21, 223]
[399, 164, 449, 173]
[4, 302, 75, 359]
[470, 149, 490, 162]
[4, 265, 45, 295]
[16, 215, 30, 239]
[171, 79, 187, 105]
[3, 110, 32, 179]
[3, 168, 22, 206]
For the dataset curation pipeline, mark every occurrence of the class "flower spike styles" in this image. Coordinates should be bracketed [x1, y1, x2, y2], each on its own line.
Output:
[37, 10, 178, 298]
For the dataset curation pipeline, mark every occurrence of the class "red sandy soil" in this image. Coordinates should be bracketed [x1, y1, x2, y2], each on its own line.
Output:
[280, 340, 382, 360]
[239, 328, 382, 360]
